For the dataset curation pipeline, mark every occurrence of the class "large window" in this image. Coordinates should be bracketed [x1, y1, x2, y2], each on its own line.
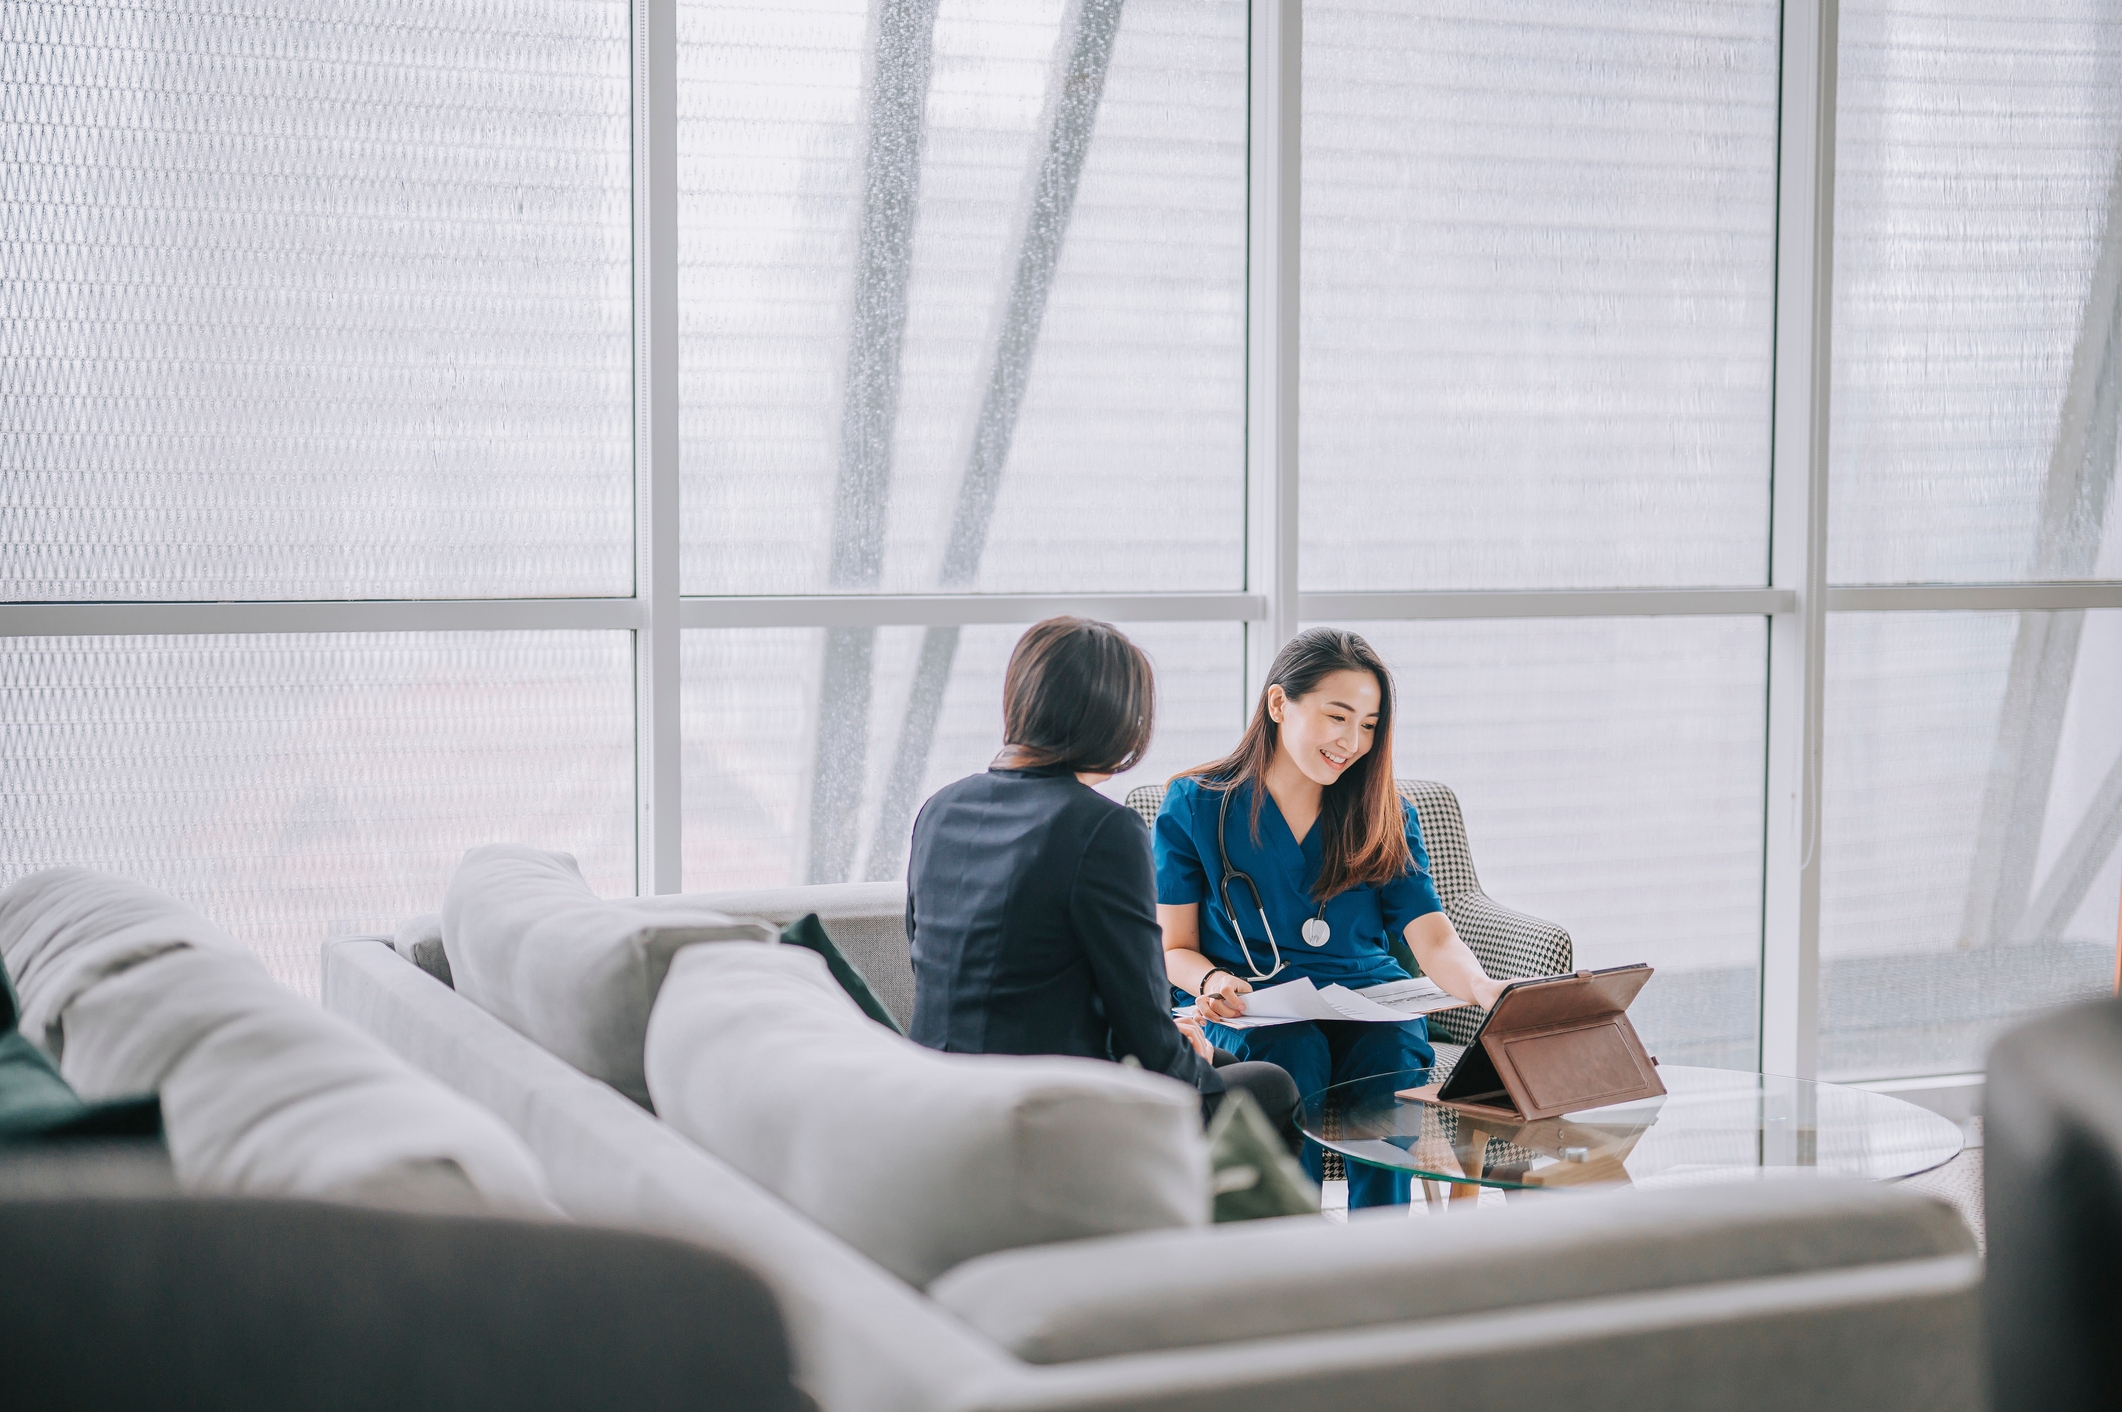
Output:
[1817, 0, 2122, 1077]
[5, 0, 2118, 1083]
[1302, 1, 1779, 592]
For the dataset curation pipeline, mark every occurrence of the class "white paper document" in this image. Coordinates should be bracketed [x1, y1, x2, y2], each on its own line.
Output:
[1177, 975, 1467, 1030]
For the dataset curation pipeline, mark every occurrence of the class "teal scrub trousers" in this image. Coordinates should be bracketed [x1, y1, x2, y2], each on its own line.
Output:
[1202, 1015, 1434, 1209]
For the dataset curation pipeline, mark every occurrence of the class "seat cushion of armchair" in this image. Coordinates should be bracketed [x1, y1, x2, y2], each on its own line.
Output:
[928, 1176, 1976, 1364]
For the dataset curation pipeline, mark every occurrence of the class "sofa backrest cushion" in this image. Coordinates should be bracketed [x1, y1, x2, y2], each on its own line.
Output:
[73, 947, 555, 1212]
[0, 869, 554, 1213]
[0, 866, 248, 1060]
[645, 942, 1207, 1285]
[443, 845, 775, 1106]
[928, 1175, 1979, 1363]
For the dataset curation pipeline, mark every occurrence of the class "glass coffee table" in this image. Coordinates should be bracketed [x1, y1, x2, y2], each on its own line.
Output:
[1300, 1064, 1965, 1202]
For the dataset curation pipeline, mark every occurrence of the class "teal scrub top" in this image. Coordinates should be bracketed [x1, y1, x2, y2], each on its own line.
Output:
[1153, 775, 1444, 990]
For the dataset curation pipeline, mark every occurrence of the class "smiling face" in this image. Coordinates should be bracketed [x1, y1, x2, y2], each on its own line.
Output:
[1268, 667, 1382, 789]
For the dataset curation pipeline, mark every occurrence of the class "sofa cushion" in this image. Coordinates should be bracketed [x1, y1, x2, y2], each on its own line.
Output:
[928, 1175, 1978, 1363]
[0, 866, 248, 1060]
[443, 845, 775, 1106]
[644, 942, 1207, 1285]
[0, 868, 554, 1213]
[62, 944, 555, 1213]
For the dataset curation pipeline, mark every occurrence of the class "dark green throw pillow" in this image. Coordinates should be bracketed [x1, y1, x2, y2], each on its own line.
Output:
[777, 913, 904, 1035]
[0, 953, 162, 1146]
[1206, 1089, 1320, 1222]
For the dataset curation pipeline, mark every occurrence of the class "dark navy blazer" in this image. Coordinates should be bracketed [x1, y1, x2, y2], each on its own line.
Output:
[906, 765, 1223, 1096]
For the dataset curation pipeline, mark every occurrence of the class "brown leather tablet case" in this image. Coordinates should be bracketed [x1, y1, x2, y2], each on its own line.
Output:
[1425, 965, 1663, 1121]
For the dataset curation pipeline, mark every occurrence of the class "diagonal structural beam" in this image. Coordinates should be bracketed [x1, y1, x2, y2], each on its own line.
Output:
[805, 0, 943, 885]
[2016, 746, 2122, 945]
[864, 0, 1129, 883]
[1961, 142, 2122, 946]
[869, 623, 961, 881]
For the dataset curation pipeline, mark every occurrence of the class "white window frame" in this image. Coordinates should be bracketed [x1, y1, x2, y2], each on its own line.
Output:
[6, 0, 2122, 1079]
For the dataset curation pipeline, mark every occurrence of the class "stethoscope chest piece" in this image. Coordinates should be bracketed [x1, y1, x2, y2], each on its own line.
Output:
[1300, 916, 1331, 947]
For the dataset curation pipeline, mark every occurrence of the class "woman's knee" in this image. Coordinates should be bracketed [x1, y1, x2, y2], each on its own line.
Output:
[1212, 1020, 1332, 1093]
[1218, 1060, 1305, 1158]
[1340, 1018, 1434, 1075]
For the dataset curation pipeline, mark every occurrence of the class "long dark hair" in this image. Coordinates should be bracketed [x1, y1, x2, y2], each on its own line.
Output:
[1179, 628, 1408, 901]
[992, 617, 1155, 775]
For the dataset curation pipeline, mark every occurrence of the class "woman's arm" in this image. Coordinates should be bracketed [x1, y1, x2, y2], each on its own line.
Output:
[1072, 815, 1221, 1091]
[1159, 902, 1251, 1020]
[1403, 912, 1507, 1010]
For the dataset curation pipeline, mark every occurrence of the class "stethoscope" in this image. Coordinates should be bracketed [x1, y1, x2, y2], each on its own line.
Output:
[1213, 783, 1331, 983]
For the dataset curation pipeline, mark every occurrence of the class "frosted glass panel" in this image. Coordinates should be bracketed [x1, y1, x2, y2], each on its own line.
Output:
[1, 634, 634, 995]
[682, 623, 1241, 889]
[1821, 612, 2121, 1080]
[678, 0, 1245, 596]
[1832, 3, 2122, 585]
[2, 2, 632, 600]
[1327, 617, 1767, 1067]
[1301, 2, 1779, 592]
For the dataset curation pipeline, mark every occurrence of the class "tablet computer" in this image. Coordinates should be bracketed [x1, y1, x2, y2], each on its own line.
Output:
[1431, 963, 1660, 1121]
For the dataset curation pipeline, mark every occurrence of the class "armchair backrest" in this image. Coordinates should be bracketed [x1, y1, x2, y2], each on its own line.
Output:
[1121, 777, 1479, 901]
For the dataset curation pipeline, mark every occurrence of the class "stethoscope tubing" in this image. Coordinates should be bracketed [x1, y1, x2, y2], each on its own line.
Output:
[1214, 782, 1294, 982]
[1207, 777, 1429, 984]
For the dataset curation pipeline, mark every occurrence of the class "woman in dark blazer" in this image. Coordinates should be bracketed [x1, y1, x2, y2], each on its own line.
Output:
[904, 617, 1301, 1151]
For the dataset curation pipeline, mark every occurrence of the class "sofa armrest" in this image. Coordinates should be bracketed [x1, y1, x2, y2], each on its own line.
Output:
[967, 1252, 1981, 1412]
[2, 1191, 804, 1412]
[930, 1177, 1973, 1364]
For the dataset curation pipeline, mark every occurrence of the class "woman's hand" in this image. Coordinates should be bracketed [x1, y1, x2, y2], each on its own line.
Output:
[1162, 903, 1252, 1021]
[1174, 1015, 1214, 1062]
[1197, 968, 1252, 1022]
[1405, 913, 1507, 1011]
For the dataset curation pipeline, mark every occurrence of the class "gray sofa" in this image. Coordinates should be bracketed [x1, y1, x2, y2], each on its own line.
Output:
[1983, 993, 2122, 1412]
[324, 879, 1986, 1412]
[0, 1143, 804, 1412]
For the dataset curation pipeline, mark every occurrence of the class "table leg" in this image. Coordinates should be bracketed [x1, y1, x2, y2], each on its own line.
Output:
[1451, 1133, 1485, 1204]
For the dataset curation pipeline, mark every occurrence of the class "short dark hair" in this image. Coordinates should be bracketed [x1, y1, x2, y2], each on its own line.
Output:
[995, 617, 1155, 775]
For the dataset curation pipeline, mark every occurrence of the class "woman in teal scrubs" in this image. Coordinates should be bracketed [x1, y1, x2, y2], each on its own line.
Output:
[1154, 628, 1507, 1209]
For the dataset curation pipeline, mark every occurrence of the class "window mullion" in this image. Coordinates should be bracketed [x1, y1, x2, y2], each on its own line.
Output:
[1245, 0, 1301, 700]
[1763, 0, 1839, 1082]
[634, 0, 682, 895]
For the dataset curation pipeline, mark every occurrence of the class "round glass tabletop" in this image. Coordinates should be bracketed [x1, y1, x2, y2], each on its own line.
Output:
[1299, 1064, 1965, 1193]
